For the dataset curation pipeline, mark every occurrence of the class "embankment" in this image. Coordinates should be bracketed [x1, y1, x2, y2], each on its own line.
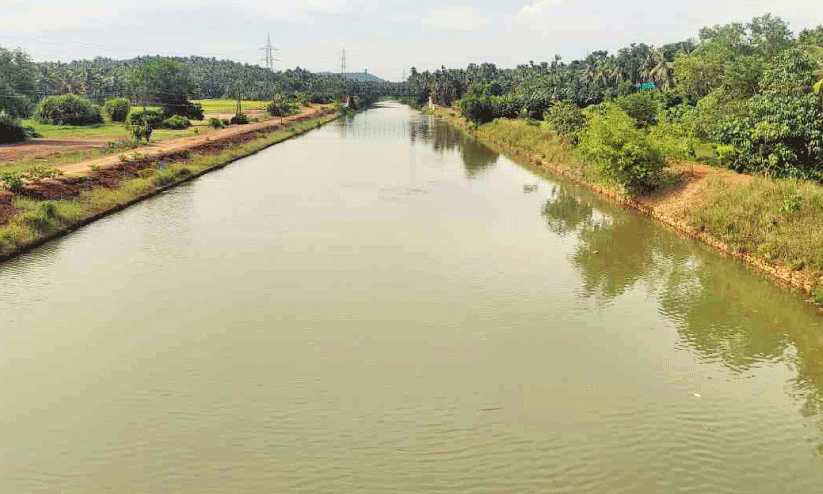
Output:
[426, 106, 823, 310]
[0, 106, 342, 262]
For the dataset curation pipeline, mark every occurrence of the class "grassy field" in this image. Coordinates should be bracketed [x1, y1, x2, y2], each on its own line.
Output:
[687, 177, 823, 275]
[20, 118, 203, 141]
[195, 99, 269, 114]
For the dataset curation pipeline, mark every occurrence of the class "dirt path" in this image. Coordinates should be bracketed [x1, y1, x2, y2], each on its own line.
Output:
[0, 138, 111, 163]
[0, 108, 280, 165]
[644, 161, 751, 219]
[55, 106, 330, 176]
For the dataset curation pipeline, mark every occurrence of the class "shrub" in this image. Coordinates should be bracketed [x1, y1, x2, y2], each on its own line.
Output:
[36, 94, 103, 126]
[267, 95, 296, 117]
[0, 171, 24, 193]
[714, 93, 823, 178]
[648, 112, 699, 161]
[126, 108, 164, 142]
[544, 101, 587, 142]
[458, 94, 494, 124]
[308, 93, 334, 104]
[161, 115, 191, 130]
[207, 117, 225, 129]
[614, 91, 658, 128]
[103, 97, 131, 122]
[22, 165, 61, 182]
[0, 88, 33, 119]
[162, 101, 204, 121]
[577, 106, 666, 193]
[230, 113, 249, 125]
[0, 111, 27, 144]
[127, 108, 164, 129]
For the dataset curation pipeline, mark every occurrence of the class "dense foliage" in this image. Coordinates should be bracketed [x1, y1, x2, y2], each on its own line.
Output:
[230, 113, 249, 125]
[0, 111, 27, 144]
[577, 106, 666, 191]
[35, 94, 103, 125]
[401, 14, 823, 182]
[103, 97, 131, 122]
[0, 47, 37, 118]
[161, 115, 191, 130]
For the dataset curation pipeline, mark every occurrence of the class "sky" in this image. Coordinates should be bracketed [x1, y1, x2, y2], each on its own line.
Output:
[1, 0, 820, 81]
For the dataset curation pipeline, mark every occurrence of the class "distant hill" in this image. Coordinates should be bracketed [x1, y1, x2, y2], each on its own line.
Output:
[319, 72, 385, 83]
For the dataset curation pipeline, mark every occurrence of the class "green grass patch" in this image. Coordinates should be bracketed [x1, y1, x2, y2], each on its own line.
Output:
[688, 176, 823, 272]
[195, 99, 269, 115]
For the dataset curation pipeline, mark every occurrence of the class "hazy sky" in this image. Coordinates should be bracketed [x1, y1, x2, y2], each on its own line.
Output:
[1, 0, 819, 80]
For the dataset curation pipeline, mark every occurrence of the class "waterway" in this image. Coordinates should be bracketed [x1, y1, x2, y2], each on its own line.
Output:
[1, 102, 822, 493]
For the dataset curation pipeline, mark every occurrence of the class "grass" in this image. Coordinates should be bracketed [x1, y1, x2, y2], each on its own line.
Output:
[19, 118, 203, 141]
[688, 176, 823, 273]
[430, 108, 619, 190]
[195, 99, 269, 114]
[0, 111, 340, 258]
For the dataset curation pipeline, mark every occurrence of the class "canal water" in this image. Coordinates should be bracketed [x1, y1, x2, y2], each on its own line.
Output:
[1, 102, 822, 493]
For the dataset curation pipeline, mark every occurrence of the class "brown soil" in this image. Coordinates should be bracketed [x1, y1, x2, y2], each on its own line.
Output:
[0, 109, 270, 164]
[56, 106, 324, 177]
[0, 138, 110, 163]
[4, 106, 334, 203]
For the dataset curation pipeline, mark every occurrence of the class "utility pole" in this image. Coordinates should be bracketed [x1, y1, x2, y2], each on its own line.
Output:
[260, 34, 280, 71]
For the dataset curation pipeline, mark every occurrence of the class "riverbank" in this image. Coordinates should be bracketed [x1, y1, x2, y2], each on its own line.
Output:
[426, 106, 823, 310]
[0, 105, 341, 261]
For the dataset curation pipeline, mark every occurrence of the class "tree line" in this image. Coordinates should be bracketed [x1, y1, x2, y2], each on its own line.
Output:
[403, 15, 823, 183]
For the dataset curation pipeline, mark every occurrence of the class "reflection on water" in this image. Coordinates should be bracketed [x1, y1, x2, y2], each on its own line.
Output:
[541, 182, 823, 459]
[1, 102, 822, 493]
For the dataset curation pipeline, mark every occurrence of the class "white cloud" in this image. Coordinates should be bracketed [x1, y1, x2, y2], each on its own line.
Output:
[516, 0, 565, 19]
[422, 6, 490, 31]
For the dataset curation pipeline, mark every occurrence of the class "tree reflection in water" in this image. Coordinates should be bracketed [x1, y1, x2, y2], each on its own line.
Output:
[412, 118, 498, 179]
[540, 183, 823, 458]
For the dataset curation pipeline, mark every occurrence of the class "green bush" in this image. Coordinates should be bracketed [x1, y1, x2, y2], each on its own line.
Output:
[712, 50, 823, 178]
[161, 115, 191, 130]
[308, 93, 334, 104]
[614, 91, 658, 128]
[0, 88, 33, 119]
[127, 108, 164, 129]
[207, 117, 226, 129]
[0, 111, 26, 144]
[458, 94, 494, 124]
[267, 95, 297, 117]
[714, 93, 823, 178]
[0, 171, 24, 193]
[544, 101, 587, 142]
[648, 112, 699, 161]
[126, 109, 164, 142]
[162, 101, 204, 121]
[36, 94, 103, 126]
[103, 97, 131, 122]
[230, 113, 249, 125]
[577, 106, 666, 193]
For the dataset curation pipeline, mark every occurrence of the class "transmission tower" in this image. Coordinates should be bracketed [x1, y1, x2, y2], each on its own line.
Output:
[260, 34, 279, 71]
[341, 47, 347, 93]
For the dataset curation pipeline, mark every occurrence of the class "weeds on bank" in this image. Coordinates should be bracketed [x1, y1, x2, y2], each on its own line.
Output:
[689, 176, 823, 272]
